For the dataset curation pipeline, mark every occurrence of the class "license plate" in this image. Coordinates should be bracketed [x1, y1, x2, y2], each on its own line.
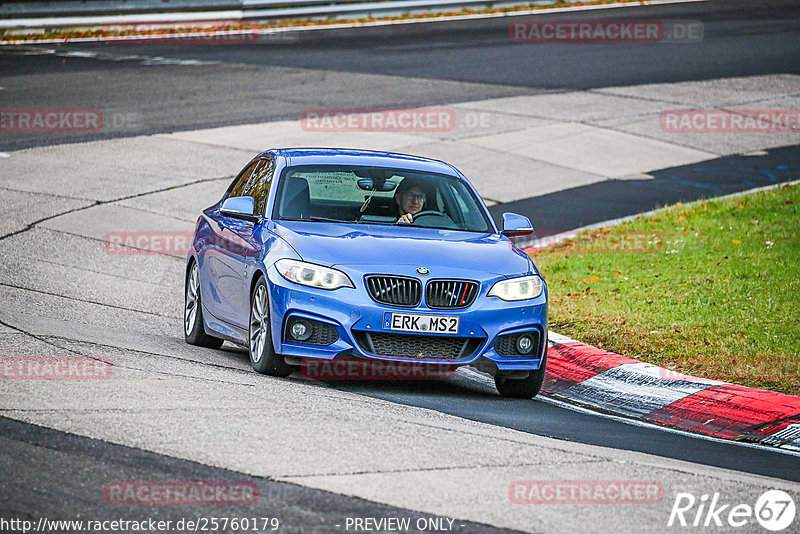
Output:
[383, 312, 459, 334]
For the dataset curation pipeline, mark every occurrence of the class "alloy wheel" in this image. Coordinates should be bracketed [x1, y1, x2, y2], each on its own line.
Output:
[250, 285, 269, 363]
[184, 264, 200, 336]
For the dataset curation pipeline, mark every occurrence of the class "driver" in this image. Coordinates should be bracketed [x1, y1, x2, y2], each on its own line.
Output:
[394, 177, 427, 224]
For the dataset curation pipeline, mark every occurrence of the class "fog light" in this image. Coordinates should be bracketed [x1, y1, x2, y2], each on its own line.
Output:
[289, 319, 313, 342]
[516, 335, 534, 355]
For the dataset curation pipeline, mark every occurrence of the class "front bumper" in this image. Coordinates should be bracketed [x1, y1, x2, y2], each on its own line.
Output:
[266, 265, 548, 371]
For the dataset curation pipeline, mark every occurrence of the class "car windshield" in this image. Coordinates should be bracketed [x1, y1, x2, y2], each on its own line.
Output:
[274, 165, 492, 232]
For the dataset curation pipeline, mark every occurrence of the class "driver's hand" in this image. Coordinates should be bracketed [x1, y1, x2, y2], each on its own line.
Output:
[398, 213, 414, 224]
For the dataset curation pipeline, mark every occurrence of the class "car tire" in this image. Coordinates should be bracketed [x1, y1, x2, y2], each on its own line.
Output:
[184, 261, 224, 349]
[494, 352, 547, 399]
[249, 275, 293, 377]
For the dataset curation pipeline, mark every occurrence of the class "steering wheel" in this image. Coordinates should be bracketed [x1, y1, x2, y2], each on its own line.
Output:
[411, 210, 458, 229]
[412, 210, 448, 222]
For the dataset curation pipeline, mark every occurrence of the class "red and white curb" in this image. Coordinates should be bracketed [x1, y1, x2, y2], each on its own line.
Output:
[544, 332, 800, 451]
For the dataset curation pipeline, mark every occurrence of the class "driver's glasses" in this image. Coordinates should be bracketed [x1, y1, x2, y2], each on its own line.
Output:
[403, 192, 425, 202]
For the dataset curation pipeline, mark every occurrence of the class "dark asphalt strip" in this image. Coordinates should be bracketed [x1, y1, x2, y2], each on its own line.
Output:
[2, 1, 799, 151]
[489, 144, 800, 234]
[0, 416, 524, 534]
[0, 51, 531, 152]
[320, 375, 800, 483]
[40, 0, 800, 90]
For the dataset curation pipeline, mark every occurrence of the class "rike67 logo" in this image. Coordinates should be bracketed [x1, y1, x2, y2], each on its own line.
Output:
[668, 490, 796, 531]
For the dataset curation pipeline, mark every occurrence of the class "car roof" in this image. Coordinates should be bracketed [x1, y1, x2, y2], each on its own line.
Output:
[262, 148, 461, 176]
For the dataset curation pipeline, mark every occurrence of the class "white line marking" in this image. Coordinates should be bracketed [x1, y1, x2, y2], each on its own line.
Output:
[460, 367, 800, 457]
[0, 46, 216, 66]
[0, 153, 10, 158]
[62, 51, 98, 58]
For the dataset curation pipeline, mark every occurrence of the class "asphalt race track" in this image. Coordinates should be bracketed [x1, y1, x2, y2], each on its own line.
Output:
[0, 417, 521, 534]
[3, 0, 800, 150]
[1, 0, 800, 532]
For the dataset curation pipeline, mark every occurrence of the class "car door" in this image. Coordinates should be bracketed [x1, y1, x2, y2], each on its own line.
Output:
[204, 158, 274, 329]
[201, 160, 257, 326]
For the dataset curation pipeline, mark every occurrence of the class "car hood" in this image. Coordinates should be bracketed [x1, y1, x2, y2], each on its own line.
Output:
[270, 220, 531, 277]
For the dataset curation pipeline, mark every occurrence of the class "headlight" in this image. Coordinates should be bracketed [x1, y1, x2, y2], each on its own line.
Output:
[275, 259, 354, 290]
[488, 275, 543, 301]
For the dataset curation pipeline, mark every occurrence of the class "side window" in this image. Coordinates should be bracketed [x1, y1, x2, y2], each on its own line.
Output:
[248, 158, 275, 216]
[227, 161, 258, 199]
[224, 157, 275, 216]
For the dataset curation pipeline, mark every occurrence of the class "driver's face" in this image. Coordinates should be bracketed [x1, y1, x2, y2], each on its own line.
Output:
[398, 187, 425, 215]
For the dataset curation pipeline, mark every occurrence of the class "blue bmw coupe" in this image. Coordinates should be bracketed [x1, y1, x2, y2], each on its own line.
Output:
[185, 148, 548, 398]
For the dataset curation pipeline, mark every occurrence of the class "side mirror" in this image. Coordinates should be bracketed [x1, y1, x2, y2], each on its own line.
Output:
[501, 212, 533, 237]
[220, 196, 260, 223]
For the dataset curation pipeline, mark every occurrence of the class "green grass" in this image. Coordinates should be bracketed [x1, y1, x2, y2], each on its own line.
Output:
[531, 183, 800, 395]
